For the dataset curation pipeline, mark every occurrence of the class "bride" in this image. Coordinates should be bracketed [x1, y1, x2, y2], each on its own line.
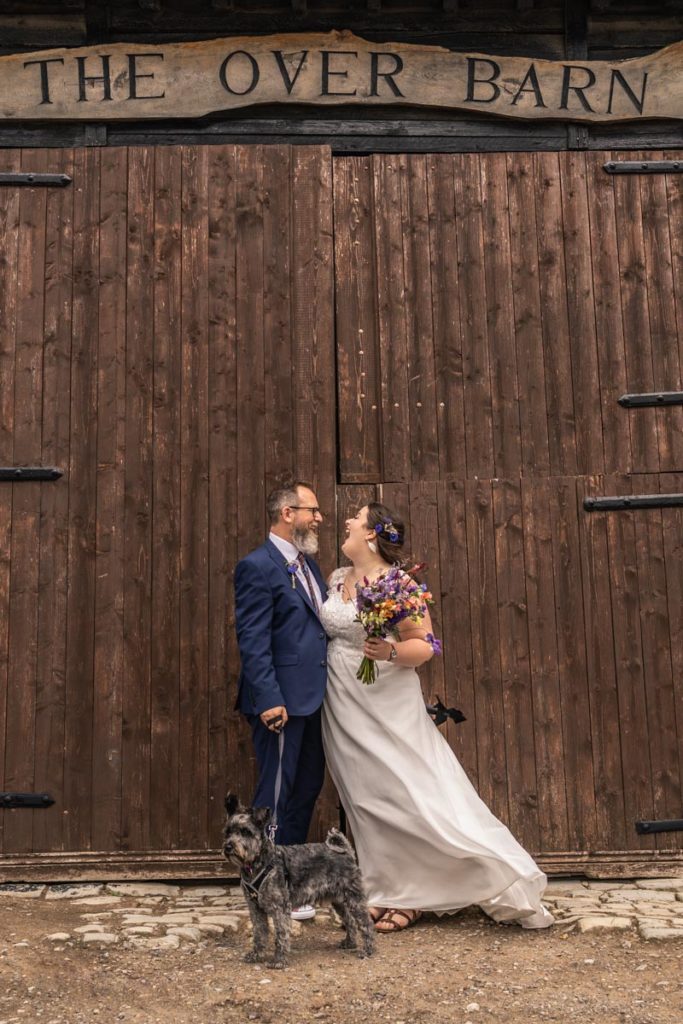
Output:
[320, 501, 553, 933]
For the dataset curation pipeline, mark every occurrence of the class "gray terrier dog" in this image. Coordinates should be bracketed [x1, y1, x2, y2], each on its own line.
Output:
[223, 794, 374, 968]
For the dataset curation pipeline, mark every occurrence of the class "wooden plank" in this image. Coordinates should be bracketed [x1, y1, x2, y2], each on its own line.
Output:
[639, 151, 683, 473]
[560, 152, 605, 476]
[407, 481, 444, 701]
[207, 145, 236, 847]
[3, 844, 683, 884]
[262, 144, 294, 490]
[63, 147, 100, 851]
[372, 154, 410, 483]
[121, 146, 155, 852]
[665, 152, 683, 396]
[335, 485, 378, 568]
[633, 474, 681, 851]
[453, 155, 494, 479]
[333, 156, 382, 483]
[612, 151, 659, 473]
[149, 145, 182, 851]
[399, 156, 439, 481]
[426, 155, 466, 479]
[464, 478, 508, 823]
[584, 150, 631, 475]
[90, 148, 127, 853]
[178, 145, 210, 849]
[291, 145, 336, 575]
[533, 152, 577, 476]
[32, 149, 74, 854]
[3, 149, 47, 853]
[235, 146, 265, 561]
[521, 476, 568, 852]
[291, 144, 337, 837]
[576, 475, 626, 850]
[234, 145, 264, 805]
[661, 471, 683, 828]
[493, 478, 539, 850]
[436, 481, 477, 787]
[604, 473, 655, 850]
[548, 477, 597, 850]
[480, 154, 522, 478]
[0, 148, 21, 854]
[505, 152, 550, 477]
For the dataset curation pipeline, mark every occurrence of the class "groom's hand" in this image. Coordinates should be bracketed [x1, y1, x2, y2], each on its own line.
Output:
[261, 706, 288, 732]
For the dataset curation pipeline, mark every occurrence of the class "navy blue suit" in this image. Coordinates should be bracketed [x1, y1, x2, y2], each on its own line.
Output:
[234, 539, 328, 844]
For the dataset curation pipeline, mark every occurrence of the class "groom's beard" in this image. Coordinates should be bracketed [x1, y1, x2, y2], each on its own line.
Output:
[292, 525, 319, 556]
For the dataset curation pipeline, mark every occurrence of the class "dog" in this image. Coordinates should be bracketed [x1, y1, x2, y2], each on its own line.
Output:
[222, 794, 374, 968]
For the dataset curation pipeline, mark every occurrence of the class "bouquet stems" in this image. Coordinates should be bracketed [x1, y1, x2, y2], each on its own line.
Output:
[356, 655, 378, 685]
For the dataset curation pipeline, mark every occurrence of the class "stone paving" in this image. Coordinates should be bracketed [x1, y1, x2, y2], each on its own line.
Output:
[543, 877, 683, 940]
[1, 877, 683, 949]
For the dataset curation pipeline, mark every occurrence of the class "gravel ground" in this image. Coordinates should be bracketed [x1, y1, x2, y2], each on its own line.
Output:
[0, 883, 682, 1024]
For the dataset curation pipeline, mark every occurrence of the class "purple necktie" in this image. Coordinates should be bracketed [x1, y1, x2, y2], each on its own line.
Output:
[297, 553, 320, 615]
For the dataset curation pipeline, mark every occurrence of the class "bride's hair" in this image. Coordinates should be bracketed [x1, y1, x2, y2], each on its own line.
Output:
[364, 502, 405, 564]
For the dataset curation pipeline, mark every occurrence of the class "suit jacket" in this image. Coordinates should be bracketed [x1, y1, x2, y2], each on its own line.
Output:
[234, 539, 328, 717]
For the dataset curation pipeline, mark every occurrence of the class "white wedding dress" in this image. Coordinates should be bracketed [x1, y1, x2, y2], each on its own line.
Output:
[320, 569, 553, 928]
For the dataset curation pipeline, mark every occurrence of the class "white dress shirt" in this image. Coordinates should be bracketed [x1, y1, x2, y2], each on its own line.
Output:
[268, 532, 324, 611]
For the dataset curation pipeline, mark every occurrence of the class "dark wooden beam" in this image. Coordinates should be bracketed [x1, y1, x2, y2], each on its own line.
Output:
[565, 0, 589, 150]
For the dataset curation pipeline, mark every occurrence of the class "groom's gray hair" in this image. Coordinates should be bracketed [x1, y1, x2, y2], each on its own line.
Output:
[267, 480, 315, 524]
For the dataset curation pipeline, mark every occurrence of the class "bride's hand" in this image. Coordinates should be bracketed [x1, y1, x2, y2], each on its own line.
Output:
[364, 638, 393, 662]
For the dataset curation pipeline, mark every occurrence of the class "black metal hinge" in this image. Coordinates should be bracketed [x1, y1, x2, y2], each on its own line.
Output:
[0, 792, 54, 809]
[0, 173, 72, 188]
[0, 467, 63, 482]
[584, 494, 683, 512]
[619, 391, 683, 408]
[636, 819, 683, 835]
[604, 160, 683, 175]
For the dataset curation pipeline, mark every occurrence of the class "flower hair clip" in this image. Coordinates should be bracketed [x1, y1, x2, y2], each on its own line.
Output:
[374, 518, 400, 544]
[285, 559, 299, 589]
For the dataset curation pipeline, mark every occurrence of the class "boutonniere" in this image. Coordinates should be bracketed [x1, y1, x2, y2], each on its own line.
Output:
[285, 559, 299, 589]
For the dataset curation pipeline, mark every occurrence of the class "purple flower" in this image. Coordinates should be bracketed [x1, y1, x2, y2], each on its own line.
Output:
[425, 633, 442, 655]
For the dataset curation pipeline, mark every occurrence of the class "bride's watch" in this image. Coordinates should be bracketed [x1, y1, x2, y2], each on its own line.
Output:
[387, 644, 398, 662]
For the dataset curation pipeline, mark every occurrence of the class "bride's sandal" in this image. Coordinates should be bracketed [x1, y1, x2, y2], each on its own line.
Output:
[375, 908, 422, 933]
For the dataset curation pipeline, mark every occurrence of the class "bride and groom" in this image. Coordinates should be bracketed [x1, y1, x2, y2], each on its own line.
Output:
[234, 480, 553, 932]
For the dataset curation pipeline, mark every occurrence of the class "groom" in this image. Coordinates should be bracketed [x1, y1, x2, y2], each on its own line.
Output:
[234, 480, 327, 911]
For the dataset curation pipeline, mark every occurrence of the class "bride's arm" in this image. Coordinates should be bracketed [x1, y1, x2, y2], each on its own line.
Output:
[392, 607, 436, 667]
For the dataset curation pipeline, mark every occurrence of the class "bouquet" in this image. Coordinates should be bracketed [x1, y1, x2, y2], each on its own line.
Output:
[354, 565, 442, 685]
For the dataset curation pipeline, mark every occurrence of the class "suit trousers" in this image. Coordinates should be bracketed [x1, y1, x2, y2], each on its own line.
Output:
[249, 706, 326, 845]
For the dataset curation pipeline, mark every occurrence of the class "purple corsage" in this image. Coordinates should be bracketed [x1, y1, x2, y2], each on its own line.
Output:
[286, 559, 299, 589]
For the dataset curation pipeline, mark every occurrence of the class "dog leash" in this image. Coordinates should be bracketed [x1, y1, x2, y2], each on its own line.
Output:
[267, 727, 285, 843]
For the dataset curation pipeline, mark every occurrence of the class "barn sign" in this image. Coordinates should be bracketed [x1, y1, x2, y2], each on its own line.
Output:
[2, 31, 681, 124]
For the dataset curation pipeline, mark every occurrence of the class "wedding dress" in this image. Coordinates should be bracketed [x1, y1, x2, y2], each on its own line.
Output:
[320, 568, 553, 928]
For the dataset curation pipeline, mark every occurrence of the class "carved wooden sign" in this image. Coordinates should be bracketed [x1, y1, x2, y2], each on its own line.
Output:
[2, 31, 681, 123]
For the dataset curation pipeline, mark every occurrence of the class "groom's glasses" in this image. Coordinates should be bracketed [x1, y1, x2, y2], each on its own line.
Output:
[288, 506, 323, 517]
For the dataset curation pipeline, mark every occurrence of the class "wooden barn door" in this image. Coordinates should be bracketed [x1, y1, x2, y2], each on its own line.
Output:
[0, 145, 335, 876]
[333, 150, 683, 876]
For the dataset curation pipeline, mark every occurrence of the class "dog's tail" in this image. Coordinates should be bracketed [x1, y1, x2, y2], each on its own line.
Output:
[325, 828, 355, 858]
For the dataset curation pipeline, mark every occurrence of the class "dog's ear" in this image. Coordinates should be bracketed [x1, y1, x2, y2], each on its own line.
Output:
[253, 806, 273, 831]
[225, 793, 240, 816]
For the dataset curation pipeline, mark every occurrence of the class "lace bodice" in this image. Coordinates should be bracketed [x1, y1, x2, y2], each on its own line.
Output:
[321, 568, 366, 653]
